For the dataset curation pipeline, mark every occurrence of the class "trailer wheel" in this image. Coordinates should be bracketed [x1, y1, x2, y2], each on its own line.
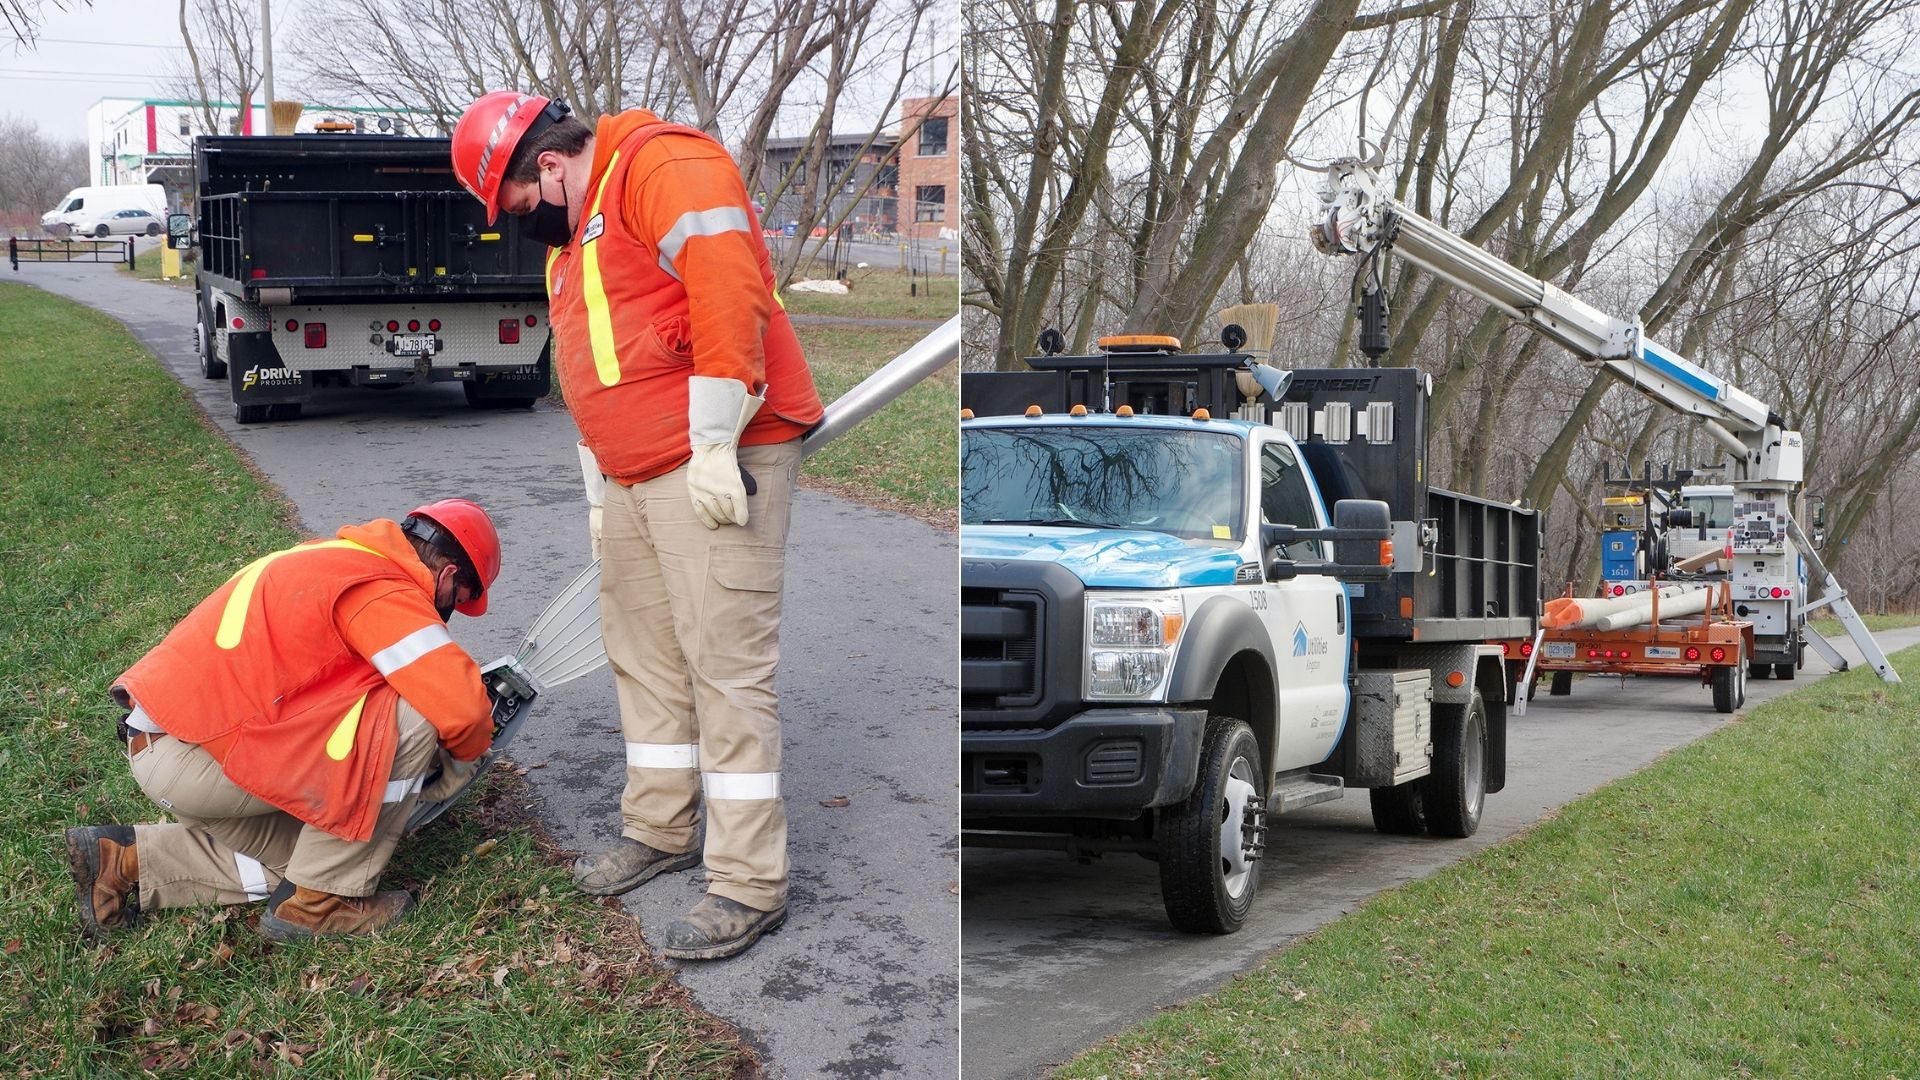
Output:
[1420, 691, 1486, 838]
[1368, 782, 1425, 835]
[1711, 663, 1737, 713]
[1774, 662, 1795, 680]
[234, 403, 270, 424]
[1157, 715, 1264, 935]
[1549, 671, 1572, 696]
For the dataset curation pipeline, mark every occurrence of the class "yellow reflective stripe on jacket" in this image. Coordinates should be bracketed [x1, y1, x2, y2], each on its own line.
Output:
[581, 150, 624, 386]
[545, 246, 561, 294]
[325, 691, 370, 761]
[215, 539, 386, 650]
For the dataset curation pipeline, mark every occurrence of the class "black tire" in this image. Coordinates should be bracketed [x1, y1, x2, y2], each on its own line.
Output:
[145, 222, 161, 236]
[197, 320, 226, 380]
[1369, 782, 1425, 835]
[1749, 661, 1770, 680]
[1157, 716, 1264, 935]
[464, 382, 535, 410]
[94, 224, 110, 238]
[1775, 662, 1795, 681]
[233, 403, 270, 424]
[1549, 670, 1573, 696]
[1711, 663, 1737, 713]
[266, 403, 302, 421]
[1420, 691, 1487, 839]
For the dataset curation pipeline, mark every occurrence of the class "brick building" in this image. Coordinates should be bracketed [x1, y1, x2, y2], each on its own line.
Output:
[895, 93, 957, 241]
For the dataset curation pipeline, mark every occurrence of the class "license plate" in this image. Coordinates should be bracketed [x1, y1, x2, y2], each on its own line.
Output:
[1544, 641, 1575, 659]
[1645, 646, 1681, 659]
[389, 333, 436, 356]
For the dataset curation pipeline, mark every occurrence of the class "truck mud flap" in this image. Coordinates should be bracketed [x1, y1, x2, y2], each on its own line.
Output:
[226, 331, 309, 405]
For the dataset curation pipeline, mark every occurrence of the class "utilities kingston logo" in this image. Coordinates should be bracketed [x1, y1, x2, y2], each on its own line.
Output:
[1292, 622, 1310, 657]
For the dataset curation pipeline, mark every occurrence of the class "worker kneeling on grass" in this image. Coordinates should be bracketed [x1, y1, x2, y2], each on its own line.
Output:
[64, 499, 503, 942]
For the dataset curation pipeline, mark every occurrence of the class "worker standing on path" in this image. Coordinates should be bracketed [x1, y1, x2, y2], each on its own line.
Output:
[451, 92, 824, 960]
[64, 500, 502, 942]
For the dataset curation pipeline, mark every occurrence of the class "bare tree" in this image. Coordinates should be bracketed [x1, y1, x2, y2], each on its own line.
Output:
[2, 0, 85, 45]
[169, 0, 262, 135]
[0, 114, 87, 226]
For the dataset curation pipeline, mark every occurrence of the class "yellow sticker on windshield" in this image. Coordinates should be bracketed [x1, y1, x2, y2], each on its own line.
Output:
[1212, 525, 1231, 539]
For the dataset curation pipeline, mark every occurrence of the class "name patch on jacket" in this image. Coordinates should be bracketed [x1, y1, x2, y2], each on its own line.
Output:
[582, 214, 606, 245]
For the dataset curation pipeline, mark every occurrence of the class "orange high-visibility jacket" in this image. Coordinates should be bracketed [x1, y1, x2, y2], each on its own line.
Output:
[115, 520, 492, 841]
[544, 109, 824, 485]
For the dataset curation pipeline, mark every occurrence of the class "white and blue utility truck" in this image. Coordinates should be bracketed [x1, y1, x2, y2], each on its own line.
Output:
[960, 342, 1541, 933]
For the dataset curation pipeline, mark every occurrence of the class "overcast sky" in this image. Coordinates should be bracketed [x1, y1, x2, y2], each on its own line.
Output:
[3, 0, 956, 143]
[2, 0, 212, 138]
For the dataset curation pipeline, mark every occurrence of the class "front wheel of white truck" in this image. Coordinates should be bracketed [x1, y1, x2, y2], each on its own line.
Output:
[1158, 716, 1265, 934]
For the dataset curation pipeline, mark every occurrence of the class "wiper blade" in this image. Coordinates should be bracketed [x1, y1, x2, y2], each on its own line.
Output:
[974, 518, 1121, 529]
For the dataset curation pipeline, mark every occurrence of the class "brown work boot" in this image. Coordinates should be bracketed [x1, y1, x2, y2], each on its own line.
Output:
[64, 825, 141, 940]
[657, 894, 787, 960]
[571, 837, 700, 896]
[258, 881, 414, 942]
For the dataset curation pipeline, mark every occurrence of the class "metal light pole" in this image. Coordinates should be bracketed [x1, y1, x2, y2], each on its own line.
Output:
[260, 0, 275, 134]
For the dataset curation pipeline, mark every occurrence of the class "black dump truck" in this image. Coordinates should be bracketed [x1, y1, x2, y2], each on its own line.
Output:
[191, 133, 551, 423]
[960, 344, 1542, 932]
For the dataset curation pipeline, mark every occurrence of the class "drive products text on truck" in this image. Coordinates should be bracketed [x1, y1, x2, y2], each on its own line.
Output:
[192, 133, 551, 423]
[960, 342, 1542, 934]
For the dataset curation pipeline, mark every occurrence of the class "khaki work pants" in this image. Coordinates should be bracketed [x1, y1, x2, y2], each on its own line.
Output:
[599, 438, 802, 912]
[129, 701, 440, 909]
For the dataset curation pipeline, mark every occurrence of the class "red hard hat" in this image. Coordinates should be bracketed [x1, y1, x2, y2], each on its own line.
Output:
[451, 90, 557, 225]
[405, 498, 501, 617]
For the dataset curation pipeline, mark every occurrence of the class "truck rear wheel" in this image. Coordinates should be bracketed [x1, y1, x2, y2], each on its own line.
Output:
[1749, 660, 1770, 680]
[464, 382, 536, 410]
[234, 403, 270, 424]
[197, 320, 225, 380]
[1369, 782, 1425, 835]
[1157, 716, 1264, 935]
[1774, 662, 1795, 680]
[1420, 691, 1486, 838]
[1549, 671, 1572, 696]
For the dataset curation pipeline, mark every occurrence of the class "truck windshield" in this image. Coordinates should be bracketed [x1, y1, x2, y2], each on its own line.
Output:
[962, 426, 1244, 542]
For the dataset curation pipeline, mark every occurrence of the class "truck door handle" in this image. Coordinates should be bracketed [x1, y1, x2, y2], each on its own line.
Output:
[1335, 594, 1345, 634]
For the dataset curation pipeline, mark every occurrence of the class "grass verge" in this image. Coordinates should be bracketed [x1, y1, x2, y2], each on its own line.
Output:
[796, 323, 956, 526]
[1811, 612, 1920, 638]
[1062, 645, 1920, 1079]
[117, 248, 194, 290]
[781, 268, 958, 322]
[0, 281, 752, 1077]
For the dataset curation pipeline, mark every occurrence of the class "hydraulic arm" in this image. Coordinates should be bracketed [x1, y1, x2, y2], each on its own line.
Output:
[1310, 159, 1896, 684]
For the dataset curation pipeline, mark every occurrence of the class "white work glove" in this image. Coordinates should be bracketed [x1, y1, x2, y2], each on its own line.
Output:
[577, 442, 606, 560]
[686, 375, 765, 530]
[419, 748, 483, 801]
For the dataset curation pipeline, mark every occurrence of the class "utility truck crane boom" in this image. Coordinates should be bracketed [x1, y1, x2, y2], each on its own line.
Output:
[1311, 158, 1898, 684]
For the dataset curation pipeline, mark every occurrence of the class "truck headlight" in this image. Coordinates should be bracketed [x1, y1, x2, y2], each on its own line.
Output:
[1086, 595, 1184, 700]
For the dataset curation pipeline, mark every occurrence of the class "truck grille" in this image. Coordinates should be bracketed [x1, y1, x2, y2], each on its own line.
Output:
[962, 588, 1042, 710]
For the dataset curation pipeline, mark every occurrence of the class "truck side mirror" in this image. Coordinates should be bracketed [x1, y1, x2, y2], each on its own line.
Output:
[1330, 499, 1391, 566]
[167, 213, 193, 250]
[1262, 499, 1393, 582]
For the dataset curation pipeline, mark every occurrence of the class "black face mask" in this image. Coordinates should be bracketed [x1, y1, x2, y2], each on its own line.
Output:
[517, 172, 572, 247]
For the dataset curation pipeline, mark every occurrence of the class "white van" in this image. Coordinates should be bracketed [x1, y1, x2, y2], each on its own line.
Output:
[40, 185, 167, 236]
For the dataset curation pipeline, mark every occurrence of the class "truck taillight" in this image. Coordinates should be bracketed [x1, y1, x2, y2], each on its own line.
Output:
[1685, 646, 1701, 661]
[499, 319, 521, 344]
[1500, 641, 1511, 657]
[428, 319, 441, 331]
[1710, 647, 1727, 662]
[304, 323, 326, 348]
[231, 317, 245, 330]
[525, 314, 538, 326]
[1770, 587, 1784, 598]
[407, 319, 420, 332]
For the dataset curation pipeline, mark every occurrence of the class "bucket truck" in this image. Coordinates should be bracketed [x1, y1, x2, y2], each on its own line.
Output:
[1311, 158, 1898, 689]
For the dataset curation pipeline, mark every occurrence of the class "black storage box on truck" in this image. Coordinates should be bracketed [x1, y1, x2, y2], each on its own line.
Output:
[960, 346, 1541, 933]
[192, 133, 551, 423]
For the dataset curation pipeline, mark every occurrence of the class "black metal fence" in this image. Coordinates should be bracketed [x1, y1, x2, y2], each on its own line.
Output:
[8, 236, 135, 272]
